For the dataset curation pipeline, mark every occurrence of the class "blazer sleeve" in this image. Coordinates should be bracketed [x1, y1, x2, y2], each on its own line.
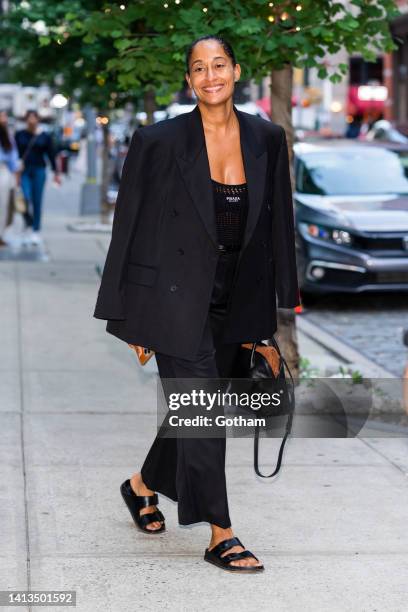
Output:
[93, 127, 146, 320]
[271, 126, 301, 309]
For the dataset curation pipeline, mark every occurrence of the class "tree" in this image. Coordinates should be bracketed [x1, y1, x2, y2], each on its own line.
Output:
[2, 0, 400, 372]
[0, 0, 145, 213]
[4, 1, 399, 142]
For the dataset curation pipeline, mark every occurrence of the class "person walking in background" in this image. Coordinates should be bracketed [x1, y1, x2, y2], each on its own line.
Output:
[15, 110, 61, 246]
[0, 110, 19, 247]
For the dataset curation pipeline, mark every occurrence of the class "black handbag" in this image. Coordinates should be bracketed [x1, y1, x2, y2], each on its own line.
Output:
[232, 336, 295, 478]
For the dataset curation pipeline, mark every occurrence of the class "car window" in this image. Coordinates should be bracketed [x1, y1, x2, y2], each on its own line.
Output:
[297, 148, 408, 195]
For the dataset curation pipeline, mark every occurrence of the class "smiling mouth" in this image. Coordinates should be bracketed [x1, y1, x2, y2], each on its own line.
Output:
[203, 85, 224, 93]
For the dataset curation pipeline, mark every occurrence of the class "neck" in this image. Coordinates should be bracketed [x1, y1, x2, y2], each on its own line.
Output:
[198, 100, 237, 136]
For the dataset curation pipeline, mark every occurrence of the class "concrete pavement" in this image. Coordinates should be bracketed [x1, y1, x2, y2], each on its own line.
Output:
[1, 156, 408, 611]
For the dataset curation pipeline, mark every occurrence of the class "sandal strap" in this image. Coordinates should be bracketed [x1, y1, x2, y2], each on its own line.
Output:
[138, 510, 164, 527]
[221, 550, 258, 564]
[209, 536, 243, 558]
[137, 493, 158, 507]
[155, 509, 165, 522]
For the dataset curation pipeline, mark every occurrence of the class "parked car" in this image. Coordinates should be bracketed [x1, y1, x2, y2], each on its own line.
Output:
[294, 141, 408, 295]
[364, 120, 408, 145]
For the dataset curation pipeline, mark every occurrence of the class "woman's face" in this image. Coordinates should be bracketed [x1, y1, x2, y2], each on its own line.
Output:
[0, 111, 8, 127]
[26, 112, 39, 130]
[185, 39, 240, 106]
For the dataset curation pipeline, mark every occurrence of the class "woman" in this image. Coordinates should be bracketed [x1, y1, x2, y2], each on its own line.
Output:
[94, 35, 300, 572]
[0, 111, 19, 247]
[15, 110, 61, 246]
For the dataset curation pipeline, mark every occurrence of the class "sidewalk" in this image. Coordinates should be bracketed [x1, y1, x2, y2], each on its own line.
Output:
[1, 163, 408, 611]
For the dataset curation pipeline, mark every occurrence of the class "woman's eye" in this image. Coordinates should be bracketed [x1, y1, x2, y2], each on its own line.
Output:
[193, 64, 225, 72]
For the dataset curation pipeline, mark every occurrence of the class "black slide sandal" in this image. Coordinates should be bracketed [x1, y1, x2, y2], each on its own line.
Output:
[120, 479, 166, 534]
[204, 536, 264, 573]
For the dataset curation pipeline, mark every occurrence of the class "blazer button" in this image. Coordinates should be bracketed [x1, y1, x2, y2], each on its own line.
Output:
[171, 208, 179, 217]
[170, 284, 178, 292]
[177, 248, 184, 255]
[257, 275, 263, 283]
[267, 204, 271, 212]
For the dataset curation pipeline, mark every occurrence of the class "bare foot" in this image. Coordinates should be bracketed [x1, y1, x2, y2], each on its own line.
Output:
[130, 472, 163, 531]
[208, 526, 263, 568]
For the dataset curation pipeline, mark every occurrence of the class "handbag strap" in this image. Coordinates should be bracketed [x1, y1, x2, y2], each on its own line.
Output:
[252, 335, 295, 478]
[269, 335, 295, 388]
[21, 133, 40, 162]
[253, 413, 293, 478]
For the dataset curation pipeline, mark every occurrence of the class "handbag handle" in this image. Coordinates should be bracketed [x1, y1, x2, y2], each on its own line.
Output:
[252, 336, 295, 478]
[249, 341, 257, 368]
[269, 336, 295, 389]
[254, 413, 293, 478]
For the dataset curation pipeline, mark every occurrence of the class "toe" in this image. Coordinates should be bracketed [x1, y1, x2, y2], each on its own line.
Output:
[146, 521, 162, 531]
[225, 546, 262, 568]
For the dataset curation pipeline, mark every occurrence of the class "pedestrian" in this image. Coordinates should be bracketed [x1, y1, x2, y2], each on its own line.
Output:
[0, 110, 19, 247]
[93, 36, 299, 573]
[15, 110, 61, 246]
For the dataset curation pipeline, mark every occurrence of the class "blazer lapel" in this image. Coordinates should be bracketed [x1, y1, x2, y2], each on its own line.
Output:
[175, 107, 218, 247]
[238, 107, 268, 251]
[175, 103, 268, 251]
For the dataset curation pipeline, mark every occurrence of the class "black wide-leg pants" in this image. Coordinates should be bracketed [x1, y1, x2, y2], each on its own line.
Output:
[140, 250, 242, 528]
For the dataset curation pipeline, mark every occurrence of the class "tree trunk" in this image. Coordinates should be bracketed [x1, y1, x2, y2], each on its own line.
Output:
[144, 89, 157, 126]
[269, 65, 300, 377]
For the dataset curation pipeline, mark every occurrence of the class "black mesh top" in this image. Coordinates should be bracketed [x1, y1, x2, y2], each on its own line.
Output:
[211, 179, 249, 248]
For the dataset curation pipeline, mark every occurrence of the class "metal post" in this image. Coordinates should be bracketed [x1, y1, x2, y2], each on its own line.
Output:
[80, 105, 100, 215]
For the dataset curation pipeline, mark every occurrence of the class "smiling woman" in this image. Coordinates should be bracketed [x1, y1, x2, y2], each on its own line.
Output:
[94, 34, 299, 574]
[184, 36, 246, 186]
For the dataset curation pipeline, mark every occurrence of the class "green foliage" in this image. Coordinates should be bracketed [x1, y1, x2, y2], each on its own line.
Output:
[337, 366, 364, 383]
[0, 0, 142, 110]
[299, 357, 320, 379]
[0, 0, 400, 108]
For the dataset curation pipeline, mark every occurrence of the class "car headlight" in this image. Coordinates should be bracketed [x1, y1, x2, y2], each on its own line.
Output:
[300, 223, 353, 246]
[332, 229, 352, 245]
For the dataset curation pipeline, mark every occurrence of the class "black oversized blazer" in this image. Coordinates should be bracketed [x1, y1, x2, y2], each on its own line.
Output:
[93, 103, 300, 360]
